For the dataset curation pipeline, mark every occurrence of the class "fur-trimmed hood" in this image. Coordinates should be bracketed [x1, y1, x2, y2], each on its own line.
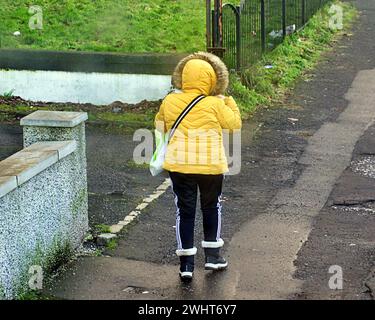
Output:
[172, 52, 229, 96]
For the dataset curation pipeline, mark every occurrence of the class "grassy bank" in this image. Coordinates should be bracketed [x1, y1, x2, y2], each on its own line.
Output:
[229, 1, 358, 117]
[0, 1, 357, 130]
[0, 0, 232, 53]
[0, 98, 159, 132]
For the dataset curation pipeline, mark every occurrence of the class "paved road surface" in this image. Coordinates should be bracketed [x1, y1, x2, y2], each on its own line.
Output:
[1, 0, 374, 300]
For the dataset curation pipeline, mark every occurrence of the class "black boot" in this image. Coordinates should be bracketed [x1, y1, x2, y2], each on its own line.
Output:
[179, 255, 194, 281]
[204, 248, 228, 271]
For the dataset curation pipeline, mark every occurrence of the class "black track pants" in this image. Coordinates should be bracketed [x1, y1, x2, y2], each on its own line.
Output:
[169, 172, 224, 254]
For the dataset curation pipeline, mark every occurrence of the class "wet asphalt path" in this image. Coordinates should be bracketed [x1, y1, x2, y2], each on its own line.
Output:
[1, 0, 374, 300]
[44, 0, 374, 300]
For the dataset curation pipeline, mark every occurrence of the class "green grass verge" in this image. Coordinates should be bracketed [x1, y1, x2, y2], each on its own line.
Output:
[229, 1, 358, 117]
[0, 0, 237, 53]
[0, 1, 358, 128]
[106, 238, 118, 251]
[94, 224, 111, 234]
[89, 112, 154, 128]
[0, 101, 156, 133]
[18, 291, 58, 300]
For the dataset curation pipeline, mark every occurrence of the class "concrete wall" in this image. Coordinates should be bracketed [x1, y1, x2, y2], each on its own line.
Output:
[0, 111, 89, 299]
[0, 69, 171, 105]
[0, 49, 187, 105]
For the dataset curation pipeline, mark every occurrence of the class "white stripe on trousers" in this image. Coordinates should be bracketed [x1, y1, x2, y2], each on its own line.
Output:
[172, 184, 183, 250]
[216, 194, 223, 241]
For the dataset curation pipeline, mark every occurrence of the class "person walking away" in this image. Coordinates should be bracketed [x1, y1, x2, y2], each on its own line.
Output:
[154, 52, 242, 281]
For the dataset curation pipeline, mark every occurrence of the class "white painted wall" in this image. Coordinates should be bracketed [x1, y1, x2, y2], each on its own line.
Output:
[0, 69, 172, 105]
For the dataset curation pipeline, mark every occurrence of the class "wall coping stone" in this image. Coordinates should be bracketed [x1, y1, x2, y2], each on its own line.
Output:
[0, 140, 77, 199]
[20, 111, 88, 128]
[25, 141, 78, 160]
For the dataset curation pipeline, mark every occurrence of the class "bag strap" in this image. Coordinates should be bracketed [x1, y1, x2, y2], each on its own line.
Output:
[168, 94, 206, 142]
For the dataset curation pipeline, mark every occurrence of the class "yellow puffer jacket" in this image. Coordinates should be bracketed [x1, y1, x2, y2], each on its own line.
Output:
[155, 52, 242, 175]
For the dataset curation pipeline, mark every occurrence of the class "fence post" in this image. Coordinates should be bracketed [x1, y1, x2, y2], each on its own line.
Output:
[213, 0, 223, 49]
[282, 0, 286, 38]
[212, 9, 217, 47]
[301, 0, 306, 25]
[236, 5, 241, 71]
[261, 0, 266, 52]
[209, 0, 225, 57]
[206, 0, 212, 49]
[218, 0, 223, 49]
